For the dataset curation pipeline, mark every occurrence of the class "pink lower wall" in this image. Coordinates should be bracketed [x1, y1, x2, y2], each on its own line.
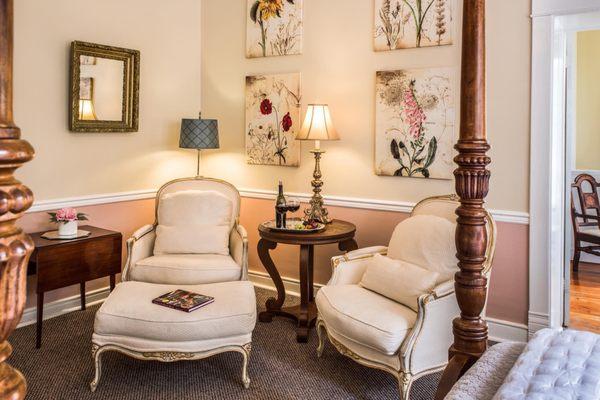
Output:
[19, 196, 529, 324]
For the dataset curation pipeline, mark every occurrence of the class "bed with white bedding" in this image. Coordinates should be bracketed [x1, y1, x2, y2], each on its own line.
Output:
[446, 328, 600, 400]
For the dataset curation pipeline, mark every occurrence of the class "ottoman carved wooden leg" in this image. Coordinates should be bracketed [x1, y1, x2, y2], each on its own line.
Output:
[89, 343, 252, 392]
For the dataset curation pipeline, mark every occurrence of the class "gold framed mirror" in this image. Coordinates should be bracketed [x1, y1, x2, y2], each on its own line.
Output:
[69, 41, 140, 132]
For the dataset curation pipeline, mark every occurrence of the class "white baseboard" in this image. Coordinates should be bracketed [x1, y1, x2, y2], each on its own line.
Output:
[528, 311, 550, 338]
[18, 287, 111, 328]
[248, 271, 528, 343]
[487, 318, 528, 343]
[249, 270, 324, 298]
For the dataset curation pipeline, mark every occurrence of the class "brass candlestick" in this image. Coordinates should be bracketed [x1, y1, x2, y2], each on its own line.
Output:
[304, 148, 331, 224]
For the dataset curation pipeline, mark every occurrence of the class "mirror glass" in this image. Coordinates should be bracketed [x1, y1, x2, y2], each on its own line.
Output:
[78, 56, 124, 122]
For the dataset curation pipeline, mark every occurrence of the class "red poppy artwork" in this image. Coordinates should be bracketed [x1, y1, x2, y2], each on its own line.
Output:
[375, 67, 455, 179]
[245, 73, 301, 166]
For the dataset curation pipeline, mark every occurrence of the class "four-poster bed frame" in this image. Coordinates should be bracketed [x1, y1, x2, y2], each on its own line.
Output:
[436, 0, 490, 398]
[0, 0, 35, 399]
[0, 0, 488, 398]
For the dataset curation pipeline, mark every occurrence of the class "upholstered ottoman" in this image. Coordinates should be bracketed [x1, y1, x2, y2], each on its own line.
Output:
[90, 280, 256, 392]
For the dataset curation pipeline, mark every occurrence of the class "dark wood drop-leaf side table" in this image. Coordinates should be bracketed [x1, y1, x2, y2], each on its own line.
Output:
[257, 219, 358, 342]
[28, 226, 122, 348]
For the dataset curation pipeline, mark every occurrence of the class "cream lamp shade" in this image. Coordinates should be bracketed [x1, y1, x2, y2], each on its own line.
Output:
[78, 99, 97, 121]
[297, 104, 340, 148]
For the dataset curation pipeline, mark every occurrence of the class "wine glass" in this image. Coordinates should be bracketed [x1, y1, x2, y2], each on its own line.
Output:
[285, 198, 301, 214]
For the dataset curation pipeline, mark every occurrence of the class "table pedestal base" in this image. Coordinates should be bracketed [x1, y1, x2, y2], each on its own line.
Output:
[259, 302, 317, 343]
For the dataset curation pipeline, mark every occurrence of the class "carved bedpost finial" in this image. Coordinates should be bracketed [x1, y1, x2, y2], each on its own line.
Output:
[435, 1, 490, 399]
[0, 0, 35, 399]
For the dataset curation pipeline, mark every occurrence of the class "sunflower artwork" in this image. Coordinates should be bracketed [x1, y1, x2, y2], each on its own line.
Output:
[247, 0, 303, 58]
[375, 68, 455, 179]
[245, 73, 301, 167]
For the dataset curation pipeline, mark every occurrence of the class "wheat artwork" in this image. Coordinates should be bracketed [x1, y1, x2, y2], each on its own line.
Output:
[374, 0, 453, 51]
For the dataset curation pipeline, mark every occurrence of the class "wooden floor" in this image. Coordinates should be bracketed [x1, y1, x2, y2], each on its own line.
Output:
[569, 261, 600, 333]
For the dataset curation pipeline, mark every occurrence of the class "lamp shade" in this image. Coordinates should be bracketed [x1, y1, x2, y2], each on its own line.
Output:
[296, 104, 340, 141]
[78, 99, 97, 121]
[179, 118, 219, 149]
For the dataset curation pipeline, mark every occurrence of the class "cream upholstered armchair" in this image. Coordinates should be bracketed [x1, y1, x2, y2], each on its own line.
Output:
[122, 177, 248, 284]
[315, 195, 497, 399]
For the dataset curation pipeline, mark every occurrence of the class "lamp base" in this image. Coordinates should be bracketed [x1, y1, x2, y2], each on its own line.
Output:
[303, 149, 331, 224]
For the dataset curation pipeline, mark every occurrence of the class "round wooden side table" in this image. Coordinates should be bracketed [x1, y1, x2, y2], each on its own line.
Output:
[257, 219, 358, 343]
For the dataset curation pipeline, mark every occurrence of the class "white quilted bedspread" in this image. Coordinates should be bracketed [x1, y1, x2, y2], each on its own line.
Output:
[493, 328, 600, 400]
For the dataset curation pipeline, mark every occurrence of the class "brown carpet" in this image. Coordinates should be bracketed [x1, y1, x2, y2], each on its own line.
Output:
[7, 288, 441, 399]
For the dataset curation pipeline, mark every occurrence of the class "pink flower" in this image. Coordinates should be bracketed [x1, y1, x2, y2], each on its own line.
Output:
[55, 207, 78, 222]
[402, 87, 427, 138]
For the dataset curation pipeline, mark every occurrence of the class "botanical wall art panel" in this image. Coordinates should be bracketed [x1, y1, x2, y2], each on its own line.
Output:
[375, 68, 455, 179]
[374, 0, 453, 51]
[245, 73, 301, 167]
[247, 0, 303, 58]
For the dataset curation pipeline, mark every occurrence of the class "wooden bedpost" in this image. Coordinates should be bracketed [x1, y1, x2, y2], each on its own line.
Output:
[0, 0, 35, 398]
[435, 0, 489, 398]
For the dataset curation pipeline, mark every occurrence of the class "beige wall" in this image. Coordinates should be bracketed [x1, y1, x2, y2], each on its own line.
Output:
[576, 30, 600, 171]
[201, 0, 531, 213]
[13, 0, 202, 201]
[10, 0, 532, 327]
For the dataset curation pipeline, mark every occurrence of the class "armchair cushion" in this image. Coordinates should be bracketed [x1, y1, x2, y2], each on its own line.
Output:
[387, 214, 458, 284]
[360, 254, 439, 311]
[130, 254, 241, 285]
[316, 285, 417, 355]
[154, 190, 232, 256]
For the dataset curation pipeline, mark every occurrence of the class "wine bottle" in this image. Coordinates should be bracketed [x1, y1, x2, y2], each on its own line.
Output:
[275, 181, 287, 228]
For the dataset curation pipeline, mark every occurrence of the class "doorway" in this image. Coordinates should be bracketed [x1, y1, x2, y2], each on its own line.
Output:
[564, 28, 600, 333]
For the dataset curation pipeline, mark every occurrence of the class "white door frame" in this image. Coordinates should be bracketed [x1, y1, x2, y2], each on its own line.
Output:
[530, 0, 600, 335]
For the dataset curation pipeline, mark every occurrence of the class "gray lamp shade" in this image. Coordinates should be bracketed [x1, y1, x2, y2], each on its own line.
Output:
[179, 118, 219, 149]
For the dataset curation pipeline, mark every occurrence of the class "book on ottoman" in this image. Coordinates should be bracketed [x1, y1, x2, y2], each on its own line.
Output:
[152, 289, 214, 312]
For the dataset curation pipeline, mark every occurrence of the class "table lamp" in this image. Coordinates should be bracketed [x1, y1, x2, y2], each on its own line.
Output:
[179, 113, 219, 176]
[296, 104, 340, 224]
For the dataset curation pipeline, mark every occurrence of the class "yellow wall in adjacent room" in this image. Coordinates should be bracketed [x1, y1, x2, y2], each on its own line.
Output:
[200, 0, 532, 213]
[576, 30, 600, 171]
[13, 0, 202, 201]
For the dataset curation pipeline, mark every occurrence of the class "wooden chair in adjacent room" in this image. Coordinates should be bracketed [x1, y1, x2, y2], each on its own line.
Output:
[571, 173, 600, 272]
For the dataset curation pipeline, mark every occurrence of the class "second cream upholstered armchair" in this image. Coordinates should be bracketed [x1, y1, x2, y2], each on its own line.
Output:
[315, 195, 497, 400]
[122, 177, 248, 284]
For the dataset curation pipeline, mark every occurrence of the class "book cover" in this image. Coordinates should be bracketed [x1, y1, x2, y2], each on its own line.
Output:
[152, 289, 214, 312]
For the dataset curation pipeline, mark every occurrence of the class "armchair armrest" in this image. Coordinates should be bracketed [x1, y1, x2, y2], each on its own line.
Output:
[432, 279, 455, 299]
[400, 287, 459, 375]
[122, 224, 156, 282]
[328, 246, 388, 286]
[344, 246, 388, 260]
[230, 224, 249, 281]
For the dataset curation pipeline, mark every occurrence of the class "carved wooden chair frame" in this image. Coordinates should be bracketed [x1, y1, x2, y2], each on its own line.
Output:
[570, 173, 600, 272]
